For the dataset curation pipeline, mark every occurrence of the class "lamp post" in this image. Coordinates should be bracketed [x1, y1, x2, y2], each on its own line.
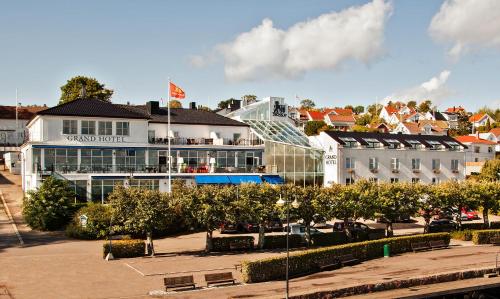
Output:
[276, 191, 300, 299]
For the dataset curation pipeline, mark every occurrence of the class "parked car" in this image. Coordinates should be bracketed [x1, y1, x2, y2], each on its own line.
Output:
[428, 219, 456, 232]
[376, 214, 411, 223]
[461, 208, 479, 221]
[434, 207, 478, 222]
[219, 222, 238, 234]
[266, 218, 283, 232]
[332, 221, 371, 233]
[288, 224, 323, 236]
[312, 214, 329, 228]
[219, 221, 259, 233]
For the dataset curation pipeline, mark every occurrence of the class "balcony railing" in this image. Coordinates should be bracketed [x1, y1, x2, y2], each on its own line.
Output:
[148, 137, 263, 146]
[36, 163, 267, 175]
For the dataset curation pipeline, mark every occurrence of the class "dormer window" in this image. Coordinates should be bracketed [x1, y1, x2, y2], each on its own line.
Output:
[364, 138, 381, 148]
[407, 140, 422, 149]
[384, 139, 401, 149]
[427, 140, 443, 150]
[445, 141, 460, 151]
[340, 137, 357, 148]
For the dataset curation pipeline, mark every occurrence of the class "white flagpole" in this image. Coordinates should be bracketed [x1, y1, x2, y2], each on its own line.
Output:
[167, 79, 172, 193]
[15, 88, 19, 147]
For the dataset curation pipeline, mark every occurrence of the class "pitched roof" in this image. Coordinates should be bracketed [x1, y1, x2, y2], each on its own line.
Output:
[469, 113, 490, 123]
[325, 108, 354, 116]
[384, 106, 398, 115]
[489, 128, 500, 137]
[307, 111, 326, 121]
[327, 114, 355, 123]
[446, 106, 465, 113]
[433, 111, 448, 121]
[0, 105, 47, 120]
[38, 98, 148, 119]
[402, 122, 420, 134]
[418, 120, 449, 130]
[454, 135, 497, 145]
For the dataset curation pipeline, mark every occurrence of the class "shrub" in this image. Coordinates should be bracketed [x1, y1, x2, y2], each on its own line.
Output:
[66, 203, 112, 239]
[23, 176, 75, 231]
[241, 233, 450, 283]
[263, 234, 305, 249]
[212, 236, 254, 252]
[450, 229, 473, 241]
[310, 232, 347, 247]
[472, 229, 500, 245]
[102, 239, 145, 258]
[489, 221, 500, 229]
[460, 223, 486, 230]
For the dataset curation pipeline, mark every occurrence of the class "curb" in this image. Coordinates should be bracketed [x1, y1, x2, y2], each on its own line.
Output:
[0, 189, 24, 246]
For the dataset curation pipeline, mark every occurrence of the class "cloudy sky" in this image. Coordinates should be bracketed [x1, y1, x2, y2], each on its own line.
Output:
[1, 0, 500, 110]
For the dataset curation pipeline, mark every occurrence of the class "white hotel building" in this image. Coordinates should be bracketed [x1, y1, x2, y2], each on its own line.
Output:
[21, 98, 284, 202]
[310, 131, 467, 186]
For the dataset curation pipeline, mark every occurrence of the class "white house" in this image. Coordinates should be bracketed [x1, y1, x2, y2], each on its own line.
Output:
[455, 135, 496, 175]
[469, 113, 495, 128]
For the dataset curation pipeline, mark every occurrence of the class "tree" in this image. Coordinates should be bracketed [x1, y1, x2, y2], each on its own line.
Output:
[169, 99, 183, 108]
[353, 105, 365, 114]
[465, 181, 500, 227]
[355, 114, 372, 126]
[23, 176, 75, 230]
[479, 159, 500, 181]
[367, 104, 383, 115]
[217, 98, 237, 109]
[325, 184, 363, 240]
[449, 113, 473, 136]
[108, 187, 172, 256]
[300, 99, 316, 110]
[293, 185, 320, 245]
[418, 184, 442, 233]
[407, 100, 417, 109]
[417, 100, 432, 113]
[59, 76, 113, 104]
[304, 120, 327, 136]
[434, 181, 475, 230]
[197, 105, 212, 112]
[242, 95, 257, 103]
[344, 105, 354, 111]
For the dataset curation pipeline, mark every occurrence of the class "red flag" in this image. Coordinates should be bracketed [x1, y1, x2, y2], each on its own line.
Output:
[169, 82, 185, 99]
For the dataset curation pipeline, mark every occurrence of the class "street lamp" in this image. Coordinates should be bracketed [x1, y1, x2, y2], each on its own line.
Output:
[276, 192, 300, 299]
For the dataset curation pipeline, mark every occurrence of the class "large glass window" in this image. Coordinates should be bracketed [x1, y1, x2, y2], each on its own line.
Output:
[129, 179, 159, 190]
[52, 148, 78, 172]
[81, 121, 96, 135]
[32, 148, 41, 172]
[63, 120, 77, 134]
[345, 157, 355, 169]
[369, 157, 378, 170]
[391, 158, 400, 171]
[98, 121, 112, 135]
[451, 159, 459, 172]
[412, 158, 421, 171]
[44, 149, 55, 171]
[432, 159, 441, 171]
[69, 180, 88, 202]
[91, 179, 123, 203]
[116, 122, 129, 136]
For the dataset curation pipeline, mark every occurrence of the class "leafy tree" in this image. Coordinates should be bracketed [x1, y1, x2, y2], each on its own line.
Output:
[304, 120, 327, 136]
[108, 187, 172, 256]
[353, 105, 365, 114]
[418, 184, 442, 233]
[465, 181, 500, 227]
[66, 203, 112, 239]
[352, 125, 370, 132]
[355, 113, 372, 126]
[23, 176, 75, 230]
[449, 113, 473, 136]
[417, 100, 432, 113]
[433, 181, 475, 229]
[169, 99, 183, 108]
[293, 185, 320, 245]
[325, 184, 363, 239]
[197, 105, 212, 112]
[300, 99, 316, 110]
[480, 159, 500, 181]
[407, 100, 417, 109]
[344, 105, 354, 111]
[367, 104, 383, 115]
[242, 94, 257, 103]
[59, 76, 113, 104]
[217, 98, 237, 109]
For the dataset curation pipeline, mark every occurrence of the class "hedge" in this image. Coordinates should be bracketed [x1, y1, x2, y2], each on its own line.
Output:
[310, 232, 347, 247]
[263, 234, 305, 249]
[490, 221, 500, 229]
[471, 229, 500, 245]
[450, 229, 473, 241]
[103, 239, 145, 258]
[460, 223, 486, 230]
[241, 233, 450, 283]
[212, 236, 254, 251]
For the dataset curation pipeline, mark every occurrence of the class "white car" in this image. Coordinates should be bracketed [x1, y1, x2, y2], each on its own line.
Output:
[288, 224, 323, 236]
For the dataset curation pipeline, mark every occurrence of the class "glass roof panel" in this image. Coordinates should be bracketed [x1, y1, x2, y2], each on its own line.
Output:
[243, 120, 311, 147]
[384, 139, 400, 143]
[407, 140, 421, 144]
[426, 140, 442, 145]
[363, 138, 380, 142]
[339, 137, 357, 142]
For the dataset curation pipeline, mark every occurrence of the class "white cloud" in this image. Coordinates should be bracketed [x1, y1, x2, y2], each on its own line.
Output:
[385, 70, 452, 104]
[195, 0, 392, 81]
[429, 0, 500, 60]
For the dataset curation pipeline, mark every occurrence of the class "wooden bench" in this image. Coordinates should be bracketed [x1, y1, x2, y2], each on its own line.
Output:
[490, 236, 500, 245]
[164, 275, 196, 291]
[429, 240, 448, 250]
[205, 272, 236, 287]
[339, 254, 359, 266]
[315, 258, 340, 271]
[411, 241, 431, 252]
[229, 241, 252, 251]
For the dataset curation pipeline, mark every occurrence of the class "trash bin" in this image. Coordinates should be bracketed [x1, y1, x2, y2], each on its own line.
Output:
[383, 244, 390, 258]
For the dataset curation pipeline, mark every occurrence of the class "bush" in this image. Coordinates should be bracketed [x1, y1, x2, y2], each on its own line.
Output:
[23, 176, 75, 231]
[310, 232, 347, 247]
[66, 203, 112, 239]
[489, 221, 500, 229]
[460, 223, 486, 230]
[472, 229, 500, 245]
[102, 239, 145, 258]
[241, 233, 450, 283]
[450, 229, 473, 241]
[212, 236, 254, 252]
[263, 234, 305, 249]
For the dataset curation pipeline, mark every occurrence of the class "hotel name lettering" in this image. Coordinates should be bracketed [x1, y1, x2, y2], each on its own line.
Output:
[66, 135, 127, 143]
[325, 154, 337, 165]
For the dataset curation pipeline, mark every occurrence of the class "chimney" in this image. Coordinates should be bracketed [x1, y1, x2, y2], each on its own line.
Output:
[189, 102, 196, 109]
[230, 99, 241, 111]
[146, 101, 160, 114]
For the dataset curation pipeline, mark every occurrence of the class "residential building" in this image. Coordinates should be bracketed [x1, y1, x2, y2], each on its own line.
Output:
[310, 131, 466, 186]
[469, 113, 495, 128]
[487, 128, 500, 153]
[392, 120, 448, 136]
[324, 114, 355, 131]
[455, 135, 496, 175]
[0, 105, 46, 155]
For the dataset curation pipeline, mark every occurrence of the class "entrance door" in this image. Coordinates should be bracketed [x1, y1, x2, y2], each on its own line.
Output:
[158, 151, 167, 172]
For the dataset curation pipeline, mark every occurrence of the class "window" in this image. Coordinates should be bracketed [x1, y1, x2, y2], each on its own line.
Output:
[432, 159, 440, 171]
[364, 138, 380, 148]
[63, 120, 77, 134]
[407, 140, 422, 149]
[346, 177, 355, 185]
[148, 130, 155, 142]
[391, 158, 400, 171]
[369, 157, 378, 170]
[451, 159, 459, 172]
[488, 147, 493, 153]
[340, 137, 357, 148]
[412, 158, 421, 171]
[475, 157, 479, 162]
[390, 178, 399, 183]
[98, 121, 112, 135]
[81, 121, 96, 135]
[384, 139, 401, 149]
[432, 177, 440, 184]
[412, 178, 420, 183]
[474, 146, 480, 153]
[116, 122, 129, 136]
[345, 157, 355, 169]
[369, 177, 378, 183]
[427, 140, 442, 150]
[233, 133, 241, 141]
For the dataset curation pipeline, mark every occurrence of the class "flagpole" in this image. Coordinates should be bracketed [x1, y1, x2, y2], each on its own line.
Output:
[167, 78, 172, 193]
[15, 88, 19, 147]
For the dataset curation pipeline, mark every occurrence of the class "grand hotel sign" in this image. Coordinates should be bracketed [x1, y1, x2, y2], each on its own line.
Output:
[66, 135, 127, 143]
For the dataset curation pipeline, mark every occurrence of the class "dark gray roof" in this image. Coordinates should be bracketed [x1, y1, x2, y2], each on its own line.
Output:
[38, 98, 148, 119]
[433, 111, 448, 121]
[324, 131, 467, 149]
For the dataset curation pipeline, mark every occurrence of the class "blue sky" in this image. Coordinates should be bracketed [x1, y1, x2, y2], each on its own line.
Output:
[0, 0, 499, 111]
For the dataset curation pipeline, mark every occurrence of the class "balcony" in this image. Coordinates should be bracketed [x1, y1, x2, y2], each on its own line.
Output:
[148, 137, 263, 146]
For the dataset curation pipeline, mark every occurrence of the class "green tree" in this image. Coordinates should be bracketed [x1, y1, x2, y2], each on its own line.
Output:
[434, 181, 475, 229]
[355, 113, 372, 126]
[344, 105, 354, 111]
[59, 76, 113, 104]
[465, 181, 500, 227]
[300, 99, 316, 110]
[108, 187, 172, 256]
[217, 98, 237, 109]
[353, 105, 365, 114]
[326, 184, 363, 239]
[480, 159, 500, 181]
[418, 184, 442, 233]
[304, 120, 327, 136]
[293, 185, 320, 245]
[407, 100, 417, 109]
[417, 100, 432, 113]
[367, 103, 383, 115]
[23, 176, 75, 230]
[169, 99, 183, 108]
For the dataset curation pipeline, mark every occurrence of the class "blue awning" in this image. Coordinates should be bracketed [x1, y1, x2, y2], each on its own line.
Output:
[195, 175, 231, 184]
[227, 175, 262, 184]
[261, 175, 284, 184]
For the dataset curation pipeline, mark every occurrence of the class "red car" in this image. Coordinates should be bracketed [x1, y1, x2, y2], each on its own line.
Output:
[461, 208, 479, 221]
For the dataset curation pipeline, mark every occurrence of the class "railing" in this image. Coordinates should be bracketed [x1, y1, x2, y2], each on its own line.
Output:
[148, 137, 263, 146]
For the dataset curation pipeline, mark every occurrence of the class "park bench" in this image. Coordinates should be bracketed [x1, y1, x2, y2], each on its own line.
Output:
[411, 241, 431, 252]
[163, 275, 196, 291]
[490, 236, 500, 245]
[315, 258, 340, 271]
[339, 254, 360, 266]
[229, 241, 252, 251]
[205, 272, 236, 287]
[429, 240, 449, 250]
